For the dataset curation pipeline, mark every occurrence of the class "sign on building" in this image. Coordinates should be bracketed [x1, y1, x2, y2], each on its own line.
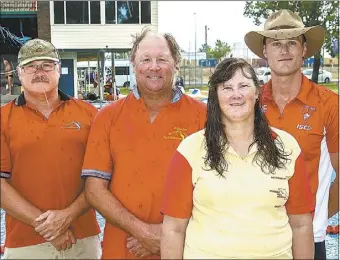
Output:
[199, 59, 217, 67]
[0, 1, 37, 12]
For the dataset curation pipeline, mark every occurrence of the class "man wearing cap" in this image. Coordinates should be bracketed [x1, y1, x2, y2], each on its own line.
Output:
[245, 9, 339, 259]
[0, 39, 101, 259]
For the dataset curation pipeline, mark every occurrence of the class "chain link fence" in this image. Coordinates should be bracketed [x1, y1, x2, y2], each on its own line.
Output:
[179, 66, 213, 88]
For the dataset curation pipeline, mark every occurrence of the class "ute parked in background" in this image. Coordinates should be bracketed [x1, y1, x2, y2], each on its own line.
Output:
[302, 69, 332, 83]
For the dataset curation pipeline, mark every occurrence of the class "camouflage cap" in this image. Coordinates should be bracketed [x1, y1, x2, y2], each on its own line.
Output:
[18, 38, 60, 66]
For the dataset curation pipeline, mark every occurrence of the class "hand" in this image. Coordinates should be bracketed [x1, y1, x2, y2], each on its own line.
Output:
[127, 236, 152, 258]
[35, 209, 72, 241]
[50, 229, 77, 251]
[134, 223, 162, 255]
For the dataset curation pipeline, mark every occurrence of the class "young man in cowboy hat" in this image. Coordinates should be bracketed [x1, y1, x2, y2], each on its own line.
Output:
[0, 38, 101, 259]
[245, 9, 339, 260]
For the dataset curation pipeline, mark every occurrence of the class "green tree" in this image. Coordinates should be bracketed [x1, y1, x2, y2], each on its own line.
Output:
[210, 40, 231, 62]
[244, 1, 339, 83]
[198, 43, 213, 58]
[198, 43, 210, 53]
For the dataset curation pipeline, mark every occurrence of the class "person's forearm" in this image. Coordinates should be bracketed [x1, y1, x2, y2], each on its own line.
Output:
[85, 184, 145, 237]
[328, 177, 339, 218]
[0, 178, 42, 227]
[291, 225, 314, 259]
[161, 231, 185, 259]
[65, 192, 90, 222]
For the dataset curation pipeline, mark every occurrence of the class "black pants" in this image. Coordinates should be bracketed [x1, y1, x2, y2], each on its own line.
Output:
[314, 241, 326, 260]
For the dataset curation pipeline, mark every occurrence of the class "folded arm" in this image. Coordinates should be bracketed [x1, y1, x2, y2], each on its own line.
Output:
[1, 178, 77, 250]
[84, 177, 147, 238]
[1, 178, 42, 228]
[35, 189, 90, 241]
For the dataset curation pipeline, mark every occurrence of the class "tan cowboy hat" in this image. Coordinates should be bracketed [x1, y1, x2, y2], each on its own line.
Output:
[244, 9, 325, 59]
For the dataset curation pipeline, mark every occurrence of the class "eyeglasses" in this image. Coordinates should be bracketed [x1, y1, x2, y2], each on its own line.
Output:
[21, 62, 59, 74]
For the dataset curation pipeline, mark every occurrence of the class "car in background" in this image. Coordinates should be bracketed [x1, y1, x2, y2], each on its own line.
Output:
[187, 88, 205, 100]
[256, 67, 271, 85]
[302, 69, 332, 83]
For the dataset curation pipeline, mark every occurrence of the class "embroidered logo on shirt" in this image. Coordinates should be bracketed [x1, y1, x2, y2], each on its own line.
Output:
[302, 105, 316, 123]
[296, 105, 316, 131]
[269, 188, 288, 200]
[62, 121, 84, 131]
[164, 127, 188, 141]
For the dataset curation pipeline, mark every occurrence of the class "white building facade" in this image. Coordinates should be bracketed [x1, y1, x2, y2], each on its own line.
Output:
[48, 1, 158, 96]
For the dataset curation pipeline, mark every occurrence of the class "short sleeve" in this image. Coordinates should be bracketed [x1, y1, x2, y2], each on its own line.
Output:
[198, 103, 207, 129]
[0, 126, 11, 179]
[324, 94, 339, 153]
[1, 106, 12, 178]
[161, 150, 194, 219]
[81, 106, 114, 181]
[285, 152, 314, 214]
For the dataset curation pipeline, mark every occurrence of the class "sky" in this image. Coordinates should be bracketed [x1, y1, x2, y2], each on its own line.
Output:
[157, 1, 334, 58]
[158, 1, 263, 57]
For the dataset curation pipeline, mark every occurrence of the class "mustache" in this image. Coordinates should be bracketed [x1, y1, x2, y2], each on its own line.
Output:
[31, 76, 49, 83]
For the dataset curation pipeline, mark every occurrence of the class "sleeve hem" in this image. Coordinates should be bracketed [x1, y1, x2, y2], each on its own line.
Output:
[161, 209, 191, 219]
[286, 205, 314, 215]
[327, 148, 339, 154]
[81, 169, 112, 181]
[0, 172, 10, 179]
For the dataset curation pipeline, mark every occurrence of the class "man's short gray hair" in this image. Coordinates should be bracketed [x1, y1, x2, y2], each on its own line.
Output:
[129, 27, 181, 65]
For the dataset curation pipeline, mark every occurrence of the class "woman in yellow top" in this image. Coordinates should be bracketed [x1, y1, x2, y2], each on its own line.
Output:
[161, 58, 314, 259]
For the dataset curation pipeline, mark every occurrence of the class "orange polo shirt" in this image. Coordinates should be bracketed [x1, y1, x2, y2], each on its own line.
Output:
[162, 127, 313, 259]
[261, 75, 339, 242]
[82, 89, 207, 259]
[0, 90, 100, 248]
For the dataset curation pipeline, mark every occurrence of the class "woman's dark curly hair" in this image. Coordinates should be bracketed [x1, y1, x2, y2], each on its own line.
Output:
[204, 57, 290, 177]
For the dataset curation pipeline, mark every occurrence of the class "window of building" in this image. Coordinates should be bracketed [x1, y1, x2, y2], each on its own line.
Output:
[105, 1, 116, 24]
[105, 1, 151, 24]
[53, 1, 101, 24]
[117, 1, 139, 24]
[53, 1, 151, 25]
[54, 1, 64, 24]
[66, 1, 89, 24]
[115, 66, 129, 75]
[141, 1, 151, 24]
[90, 1, 100, 24]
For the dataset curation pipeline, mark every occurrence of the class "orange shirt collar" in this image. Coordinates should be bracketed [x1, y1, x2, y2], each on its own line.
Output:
[262, 74, 313, 105]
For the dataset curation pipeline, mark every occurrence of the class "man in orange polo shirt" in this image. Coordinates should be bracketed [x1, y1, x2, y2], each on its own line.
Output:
[82, 29, 206, 259]
[0, 39, 101, 259]
[245, 9, 339, 260]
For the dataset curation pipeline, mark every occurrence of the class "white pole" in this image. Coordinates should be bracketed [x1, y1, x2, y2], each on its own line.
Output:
[194, 12, 197, 88]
